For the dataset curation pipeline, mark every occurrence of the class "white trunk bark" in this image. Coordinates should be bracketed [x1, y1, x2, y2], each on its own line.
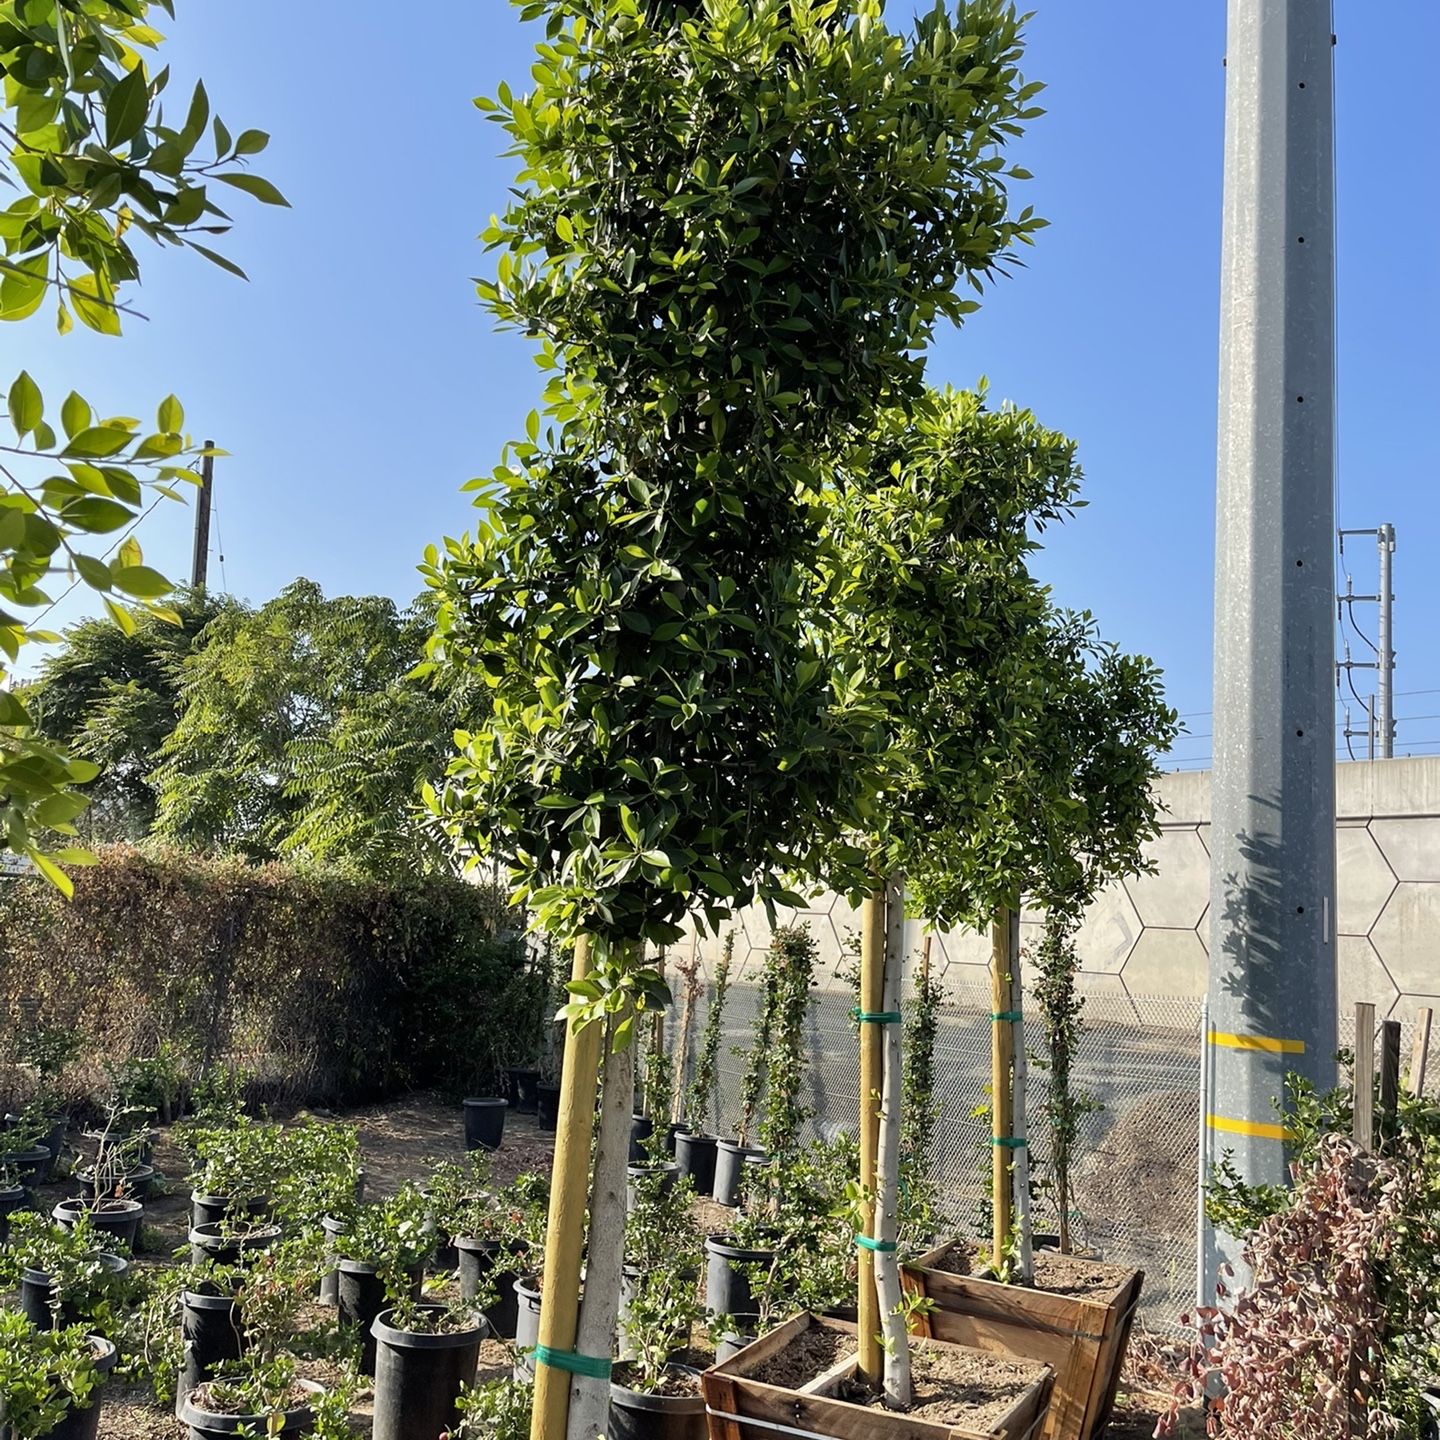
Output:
[875, 884, 911, 1409]
[1009, 938, 1034, 1284]
[565, 1017, 635, 1440]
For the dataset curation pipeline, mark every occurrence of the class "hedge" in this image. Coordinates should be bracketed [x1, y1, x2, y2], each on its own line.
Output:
[0, 846, 547, 1110]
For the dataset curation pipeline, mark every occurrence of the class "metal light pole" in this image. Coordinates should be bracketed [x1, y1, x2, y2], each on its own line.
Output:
[1207, 0, 1339, 1296]
[1377, 523, 1395, 756]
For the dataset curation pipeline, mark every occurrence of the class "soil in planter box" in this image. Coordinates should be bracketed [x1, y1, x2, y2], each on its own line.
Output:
[931, 1243, 1135, 1302]
[752, 1328, 1048, 1432]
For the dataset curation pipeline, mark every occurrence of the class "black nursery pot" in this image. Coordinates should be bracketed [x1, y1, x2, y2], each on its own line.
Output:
[0, 1182, 26, 1243]
[188, 1222, 282, 1269]
[319, 1216, 348, 1306]
[52, 1198, 143, 1253]
[628, 1113, 654, 1164]
[535, 1084, 561, 1133]
[190, 1191, 271, 1230]
[337, 1260, 424, 1377]
[608, 1367, 706, 1440]
[506, 1067, 541, 1114]
[625, 1162, 680, 1213]
[19, 1253, 128, 1331]
[703, 1233, 776, 1333]
[463, 1097, 508, 1153]
[455, 1236, 526, 1339]
[665, 1121, 691, 1157]
[370, 1305, 486, 1440]
[711, 1141, 765, 1207]
[176, 1287, 246, 1418]
[77, 1163, 156, 1201]
[673, 1132, 718, 1198]
[179, 1378, 323, 1440]
[8, 1144, 53, 1188]
[36, 1335, 118, 1440]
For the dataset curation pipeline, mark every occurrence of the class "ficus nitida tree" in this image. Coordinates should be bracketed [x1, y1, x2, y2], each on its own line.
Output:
[425, 1, 1044, 1435]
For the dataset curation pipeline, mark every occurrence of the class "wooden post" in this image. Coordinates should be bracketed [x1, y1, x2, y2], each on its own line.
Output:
[1352, 1001, 1376, 1151]
[530, 935, 605, 1440]
[920, 932, 931, 988]
[1378, 1019, 1401, 1149]
[1409, 1007, 1433, 1096]
[857, 888, 886, 1390]
[991, 908, 1015, 1270]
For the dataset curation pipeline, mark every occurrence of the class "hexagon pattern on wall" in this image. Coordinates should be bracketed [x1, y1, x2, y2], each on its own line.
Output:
[671, 763, 1440, 1025]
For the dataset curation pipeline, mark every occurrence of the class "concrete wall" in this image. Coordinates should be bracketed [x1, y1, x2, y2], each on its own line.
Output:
[674, 756, 1440, 1025]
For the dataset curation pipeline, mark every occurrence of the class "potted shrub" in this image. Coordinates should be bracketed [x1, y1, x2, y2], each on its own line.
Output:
[370, 1291, 487, 1440]
[330, 1183, 431, 1376]
[188, 1215, 284, 1269]
[187, 1119, 282, 1229]
[272, 1120, 363, 1234]
[0, 1311, 117, 1440]
[705, 1136, 857, 1361]
[447, 1376, 533, 1440]
[430, 1163, 548, 1341]
[1, 1108, 57, 1190]
[51, 1121, 145, 1253]
[0, 1212, 130, 1337]
[610, 1165, 707, 1439]
[71, 1103, 156, 1204]
[674, 932, 732, 1199]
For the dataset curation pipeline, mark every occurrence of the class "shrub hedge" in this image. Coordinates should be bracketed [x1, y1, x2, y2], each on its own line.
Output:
[0, 846, 546, 1110]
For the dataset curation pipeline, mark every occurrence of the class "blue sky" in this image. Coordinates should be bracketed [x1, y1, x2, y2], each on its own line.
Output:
[16, 2, 1440, 765]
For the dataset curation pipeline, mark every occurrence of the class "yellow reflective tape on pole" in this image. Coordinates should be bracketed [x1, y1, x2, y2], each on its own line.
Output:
[1206, 1113, 1296, 1141]
[1207, 1028, 1306, 1055]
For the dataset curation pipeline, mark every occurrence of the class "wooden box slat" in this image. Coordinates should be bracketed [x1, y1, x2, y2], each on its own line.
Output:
[702, 1313, 1055, 1440]
[901, 1242, 1144, 1440]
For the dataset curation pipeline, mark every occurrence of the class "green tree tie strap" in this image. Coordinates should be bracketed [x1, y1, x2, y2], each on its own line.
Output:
[991, 1136, 1029, 1149]
[532, 1345, 612, 1380]
[991, 1010, 1023, 1022]
[851, 1008, 902, 1024]
[854, 1234, 899, 1253]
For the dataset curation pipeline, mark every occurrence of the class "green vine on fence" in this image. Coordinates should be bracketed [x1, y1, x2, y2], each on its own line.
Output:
[685, 930, 731, 1135]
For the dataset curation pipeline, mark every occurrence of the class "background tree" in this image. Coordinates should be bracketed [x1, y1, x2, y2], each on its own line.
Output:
[430, 3, 1045, 1434]
[21, 589, 232, 839]
[0, 0, 285, 882]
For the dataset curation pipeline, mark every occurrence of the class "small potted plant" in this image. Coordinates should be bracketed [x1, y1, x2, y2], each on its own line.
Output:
[72, 1102, 157, 1202]
[0, 1211, 131, 1337]
[187, 1118, 282, 1228]
[330, 1183, 432, 1377]
[0, 1310, 117, 1440]
[0, 1153, 26, 1243]
[674, 932, 732, 1198]
[370, 1285, 487, 1440]
[611, 1165, 708, 1439]
[447, 1376, 533, 1440]
[0, 1108, 52, 1194]
[51, 1114, 145, 1254]
[177, 1245, 335, 1440]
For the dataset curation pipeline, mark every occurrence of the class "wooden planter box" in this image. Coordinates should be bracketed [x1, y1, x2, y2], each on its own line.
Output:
[702, 1313, 1055, 1440]
[901, 1243, 1143, 1440]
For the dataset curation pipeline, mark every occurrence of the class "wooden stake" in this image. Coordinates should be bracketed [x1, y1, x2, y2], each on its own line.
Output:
[920, 932, 932, 988]
[1352, 1002, 1375, 1152]
[991, 908, 1015, 1270]
[1409, 1007, 1433, 1096]
[857, 888, 886, 1390]
[530, 935, 605, 1440]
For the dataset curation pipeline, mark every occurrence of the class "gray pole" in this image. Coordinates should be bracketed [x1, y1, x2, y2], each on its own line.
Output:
[1206, 0, 1339, 1296]
[191, 442, 214, 591]
[1377, 524, 1394, 757]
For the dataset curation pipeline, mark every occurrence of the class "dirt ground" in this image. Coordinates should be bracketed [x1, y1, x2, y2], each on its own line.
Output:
[9, 1094, 1200, 1438]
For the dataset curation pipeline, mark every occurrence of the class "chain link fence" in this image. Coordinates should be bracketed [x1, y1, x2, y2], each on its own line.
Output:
[681, 974, 1429, 1334]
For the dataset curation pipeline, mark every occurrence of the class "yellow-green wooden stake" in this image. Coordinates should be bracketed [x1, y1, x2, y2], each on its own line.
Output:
[857, 889, 886, 1388]
[530, 934, 604, 1440]
[990, 909, 1015, 1270]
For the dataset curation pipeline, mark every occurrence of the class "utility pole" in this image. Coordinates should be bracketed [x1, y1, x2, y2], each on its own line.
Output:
[1338, 524, 1396, 757]
[1207, 0, 1339, 1300]
[191, 442, 214, 591]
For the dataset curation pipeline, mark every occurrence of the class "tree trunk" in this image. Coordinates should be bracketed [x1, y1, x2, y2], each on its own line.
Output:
[529, 936, 605, 1440]
[566, 1010, 635, 1440]
[875, 877, 911, 1407]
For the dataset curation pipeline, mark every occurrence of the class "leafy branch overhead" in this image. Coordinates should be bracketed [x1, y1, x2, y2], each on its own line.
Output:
[0, 0, 285, 880]
[428, 0, 1047, 946]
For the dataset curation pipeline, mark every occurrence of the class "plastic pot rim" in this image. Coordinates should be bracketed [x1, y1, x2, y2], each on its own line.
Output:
[608, 1365, 706, 1412]
[704, 1233, 778, 1263]
[180, 1377, 324, 1430]
[188, 1222, 282, 1248]
[54, 1197, 142, 1219]
[21, 1251, 128, 1287]
[371, 1304, 488, 1349]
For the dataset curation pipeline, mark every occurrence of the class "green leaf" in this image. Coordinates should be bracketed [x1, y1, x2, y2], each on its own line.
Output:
[105, 64, 150, 148]
[30, 851, 74, 899]
[187, 242, 248, 281]
[233, 129, 270, 156]
[64, 497, 134, 533]
[62, 427, 132, 459]
[8, 371, 43, 438]
[70, 273, 122, 336]
[73, 554, 113, 591]
[103, 597, 137, 636]
[110, 564, 171, 599]
[0, 255, 48, 321]
[0, 690, 32, 726]
[216, 172, 291, 208]
[117, 535, 143, 569]
[61, 391, 91, 439]
[157, 394, 184, 433]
